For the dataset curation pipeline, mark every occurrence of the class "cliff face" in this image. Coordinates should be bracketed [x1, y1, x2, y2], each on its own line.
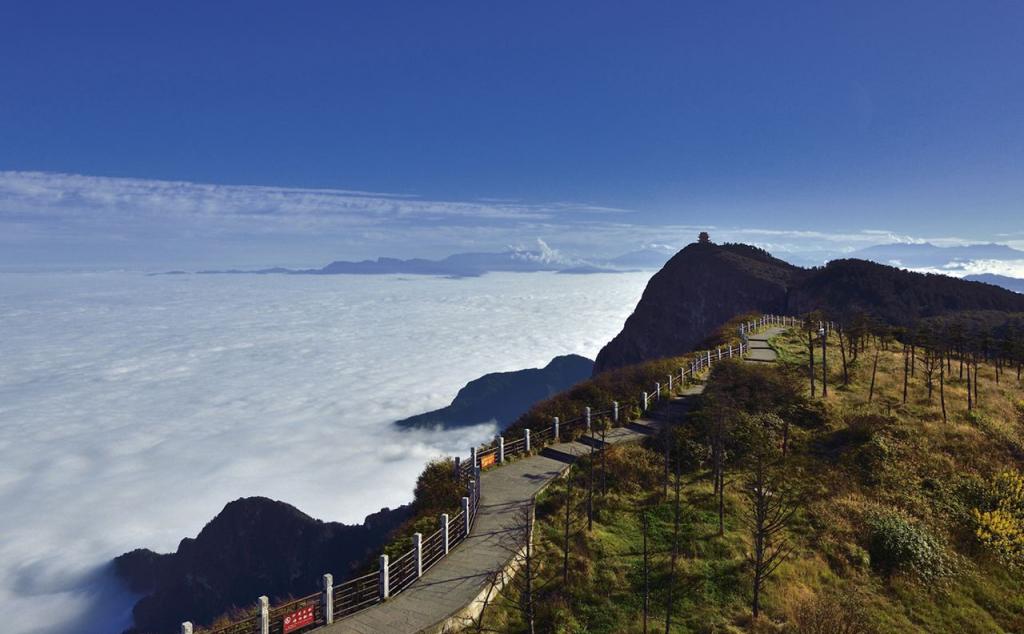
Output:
[395, 354, 593, 430]
[593, 242, 798, 373]
[116, 497, 411, 634]
[594, 243, 1024, 373]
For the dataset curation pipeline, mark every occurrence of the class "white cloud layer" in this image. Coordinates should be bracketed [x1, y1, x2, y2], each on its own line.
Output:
[0, 270, 650, 634]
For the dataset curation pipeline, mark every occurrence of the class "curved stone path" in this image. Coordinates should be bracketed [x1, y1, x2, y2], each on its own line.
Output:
[325, 328, 785, 634]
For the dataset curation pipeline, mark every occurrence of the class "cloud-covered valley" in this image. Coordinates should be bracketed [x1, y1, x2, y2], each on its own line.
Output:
[0, 270, 651, 633]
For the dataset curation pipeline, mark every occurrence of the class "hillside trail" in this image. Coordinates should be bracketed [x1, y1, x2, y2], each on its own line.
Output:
[325, 328, 784, 633]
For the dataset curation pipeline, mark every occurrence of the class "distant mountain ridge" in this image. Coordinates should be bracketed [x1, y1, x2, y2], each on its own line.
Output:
[964, 273, 1024, 294]
[153, 245, 676, 278]
[395, 354, 593, 430]
[852, 241, 1024, 269]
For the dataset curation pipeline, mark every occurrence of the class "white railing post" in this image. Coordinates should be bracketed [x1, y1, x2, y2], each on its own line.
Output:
[323, 573, 334, 624]
[613, 401, 619, 422]
[471, 446, 477, 469]
[717, 347, 722, 360]
[707, 350, 712, 367]
[441, 513, 450, 555]
[462, 497, 470, 536]
[585, 406, 592, 433]
[667, 374, 673, 392]
[414, 533, 423, 577]
[642, 391, 649, 411]
[258, 596, 269, 634]
[181, 623, 193, 634]
[379, 555, 390, 600]
[498, 437, 505, 463]
[525, 428, 531, 452]
[553, 416, 559, 441]
[655, 382, 661, 400]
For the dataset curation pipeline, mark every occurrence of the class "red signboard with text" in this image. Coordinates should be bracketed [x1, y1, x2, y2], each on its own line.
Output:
[283, 605, 315, 633]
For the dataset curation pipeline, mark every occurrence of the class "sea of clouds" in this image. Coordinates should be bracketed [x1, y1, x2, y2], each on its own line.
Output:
[0, 270, 651, 634]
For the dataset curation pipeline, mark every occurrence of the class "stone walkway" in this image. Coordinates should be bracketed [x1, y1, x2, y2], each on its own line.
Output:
[326, 328, 785, 634]
[324, 390, 702, 634]
[745, 328, 784, 363]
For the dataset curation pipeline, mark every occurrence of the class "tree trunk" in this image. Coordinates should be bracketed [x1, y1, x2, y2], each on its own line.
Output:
[821, 329, 828, 397]
[664, 457, 681, 634]
[641, 510, 649, 634]
[967, 363, 973, 412]
[562, 473, 572, 585]
[940, 360, 947, 424]
[524, 517, 535, 634]
[869, 348, 880, 403]
[839, 328, 849, 386]
[808, 330, 816, 397]
[902, 344, 910, 404]
[587, 432, 595, 531]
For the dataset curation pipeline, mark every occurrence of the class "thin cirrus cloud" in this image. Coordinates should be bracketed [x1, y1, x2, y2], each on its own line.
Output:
[0, 171, 639, 268]
[0, 170, 1011, 271]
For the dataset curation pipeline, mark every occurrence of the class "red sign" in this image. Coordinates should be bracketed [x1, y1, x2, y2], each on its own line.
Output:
[283, 605, 315, 633]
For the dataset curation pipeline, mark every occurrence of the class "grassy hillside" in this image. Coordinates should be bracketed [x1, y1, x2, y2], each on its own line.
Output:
[480, 328, 1024, 633]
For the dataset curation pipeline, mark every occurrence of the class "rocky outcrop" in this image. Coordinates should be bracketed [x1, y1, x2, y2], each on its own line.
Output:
[594, 241, 1024, 373]
[116, 497, 411, 634]
[396, 355, 593, 431]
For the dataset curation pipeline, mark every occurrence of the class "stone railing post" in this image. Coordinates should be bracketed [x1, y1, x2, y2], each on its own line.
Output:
[498, 437, 505, 463]
[525, 428, 531, 452]
[258, 596, 269, 634]
[553, 416, 559, 441]
[612, 401, 619, 422]
[667, 374, 673, 393]
[181, 623, 193, 634]
[462, 497, 470, 536]
[471, 446, 477, 469]
[585, 406, 592, 433]
[322, 573, 334, 624]
[441, 513, 450, 555]
[413, 533, 423, 577]
[642, 391, 649, 411]
[379, 555, 390, 600]
[655, 382, 661, 400]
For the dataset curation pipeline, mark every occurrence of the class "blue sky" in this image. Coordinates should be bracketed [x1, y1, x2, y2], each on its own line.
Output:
[1, 1, 1023, 268]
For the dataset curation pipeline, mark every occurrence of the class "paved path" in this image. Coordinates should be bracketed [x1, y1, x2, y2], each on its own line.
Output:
[745, 327, 784, 363]
[325, 390, 702, 634]
[327, 328, 785, 634]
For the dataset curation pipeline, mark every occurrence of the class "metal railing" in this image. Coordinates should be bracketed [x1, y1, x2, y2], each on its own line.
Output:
[184, 314, 794, 634]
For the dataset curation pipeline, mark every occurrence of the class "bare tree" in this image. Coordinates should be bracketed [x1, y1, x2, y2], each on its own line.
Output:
[838, 326, 850, 386]
[742, 414, 800, 621]
[902, 342, 910, 404]
[940, 354, 948, 424]
[492, 504, 544, 634]
[868, 347, 880, 403]
[641, 509, 650, 634]
[561, 470, 574, 586]
[664, 454, 682, 634]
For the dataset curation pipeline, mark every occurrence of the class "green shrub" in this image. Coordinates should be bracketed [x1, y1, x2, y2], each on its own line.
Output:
[865, 509, 955, 583]
[412, 458, 461, 515]
[854, 434, 892, 486]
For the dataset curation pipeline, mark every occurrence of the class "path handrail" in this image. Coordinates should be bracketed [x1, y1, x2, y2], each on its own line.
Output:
[183, 314, 799, 634]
